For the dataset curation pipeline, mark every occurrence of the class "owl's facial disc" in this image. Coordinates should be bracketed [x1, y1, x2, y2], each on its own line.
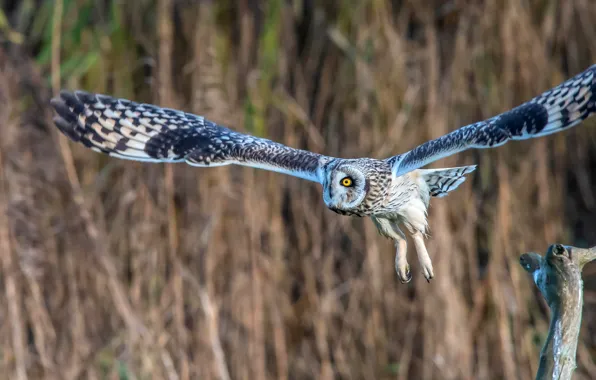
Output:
[323, 165, 368, 213]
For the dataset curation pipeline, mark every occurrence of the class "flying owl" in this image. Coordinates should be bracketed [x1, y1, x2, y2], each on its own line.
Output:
[50, 64, 596, 283]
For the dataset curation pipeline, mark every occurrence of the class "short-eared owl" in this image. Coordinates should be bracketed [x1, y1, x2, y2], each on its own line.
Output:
[51, 65, 596, 283]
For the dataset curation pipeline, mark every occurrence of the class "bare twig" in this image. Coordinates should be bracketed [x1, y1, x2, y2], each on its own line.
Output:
[520, 244, 596, 380]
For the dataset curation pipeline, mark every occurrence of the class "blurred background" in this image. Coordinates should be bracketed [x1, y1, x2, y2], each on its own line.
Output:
[0, 0, 595, 379]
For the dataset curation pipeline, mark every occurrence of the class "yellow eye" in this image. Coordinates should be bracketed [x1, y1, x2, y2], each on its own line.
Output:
[341, 177, 353, 187]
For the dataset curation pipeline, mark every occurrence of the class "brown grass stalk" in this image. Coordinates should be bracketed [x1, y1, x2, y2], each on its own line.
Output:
[1, 0, 596, 378]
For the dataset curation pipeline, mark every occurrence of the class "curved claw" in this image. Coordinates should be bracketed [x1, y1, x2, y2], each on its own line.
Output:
[422, 266, 434, 283]
[397, 264, 412, 283]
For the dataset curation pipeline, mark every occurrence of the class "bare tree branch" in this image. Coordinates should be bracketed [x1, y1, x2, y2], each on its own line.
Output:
[520, 244, 596, 380]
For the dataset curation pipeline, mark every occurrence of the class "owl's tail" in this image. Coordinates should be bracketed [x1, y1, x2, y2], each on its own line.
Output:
[419, 165, 477, 197]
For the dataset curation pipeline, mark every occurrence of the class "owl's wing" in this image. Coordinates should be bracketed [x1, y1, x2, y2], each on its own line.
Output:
[50, 91, 330, 183]
[388, 64, 596, 177]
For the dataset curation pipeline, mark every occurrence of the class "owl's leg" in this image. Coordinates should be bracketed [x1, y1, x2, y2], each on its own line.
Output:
[392, 225, 411, 283]
[411, 231, 434, 282]
[370, 216, 411, 283]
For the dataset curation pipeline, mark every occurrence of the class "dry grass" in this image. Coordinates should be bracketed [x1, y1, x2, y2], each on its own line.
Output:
[1, 0, 596, 379]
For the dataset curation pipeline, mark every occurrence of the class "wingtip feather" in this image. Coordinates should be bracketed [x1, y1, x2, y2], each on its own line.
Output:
[52, 115, 80, 142]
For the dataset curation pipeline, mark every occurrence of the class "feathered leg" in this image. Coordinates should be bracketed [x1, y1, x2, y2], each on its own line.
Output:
[370, 216, 411, 283]
[394, 233, 411, 283]
[411, 231, 434, 282]
[387, 224, 412, 283]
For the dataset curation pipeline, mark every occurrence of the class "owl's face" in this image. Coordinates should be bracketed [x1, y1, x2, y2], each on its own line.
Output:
[322, 162, 369, 215]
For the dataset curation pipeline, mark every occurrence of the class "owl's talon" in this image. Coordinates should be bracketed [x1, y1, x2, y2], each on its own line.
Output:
[397, 264, 412, 283]
[422, 266, 434, 283]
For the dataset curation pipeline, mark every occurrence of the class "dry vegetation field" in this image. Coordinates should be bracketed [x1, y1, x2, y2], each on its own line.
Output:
[0, 0, 595, 379]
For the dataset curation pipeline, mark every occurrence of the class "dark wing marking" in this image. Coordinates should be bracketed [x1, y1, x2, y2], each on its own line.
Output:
[389, 64, 596, 177]
[419, 165, 477, 198]
[50, 91, 329, 183]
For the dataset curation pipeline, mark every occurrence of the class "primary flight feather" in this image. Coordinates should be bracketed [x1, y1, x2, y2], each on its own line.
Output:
[51, 64, 596, 283]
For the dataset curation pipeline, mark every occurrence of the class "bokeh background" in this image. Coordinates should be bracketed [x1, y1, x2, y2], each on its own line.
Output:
[1, 0, 595, 379]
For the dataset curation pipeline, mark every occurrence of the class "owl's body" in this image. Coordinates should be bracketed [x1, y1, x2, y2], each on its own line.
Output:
[51, 64, 596, 283]
[318, 158, 473, 280]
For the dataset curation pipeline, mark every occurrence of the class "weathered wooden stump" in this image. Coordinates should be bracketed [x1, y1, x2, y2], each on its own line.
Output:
[519, 244, 596, 380]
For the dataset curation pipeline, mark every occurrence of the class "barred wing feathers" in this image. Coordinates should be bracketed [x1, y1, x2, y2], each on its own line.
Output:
[389, 64, 596, 177]
[51, 91, 327, 183]
[419, 165, 477, 198]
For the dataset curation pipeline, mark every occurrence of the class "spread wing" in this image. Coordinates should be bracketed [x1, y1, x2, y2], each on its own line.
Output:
[50, 91, 330, 183]
[389, 64, 596, 177]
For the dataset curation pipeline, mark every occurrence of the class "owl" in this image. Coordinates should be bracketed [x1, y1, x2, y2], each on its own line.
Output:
[50, 64, 596, 283]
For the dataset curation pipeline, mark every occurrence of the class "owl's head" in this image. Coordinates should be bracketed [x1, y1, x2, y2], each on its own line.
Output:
[322, 160, 370, 215]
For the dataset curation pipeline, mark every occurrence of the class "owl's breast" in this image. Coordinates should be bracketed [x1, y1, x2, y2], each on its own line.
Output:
[345, 172, 388, 215]
[369, 173, 419, 215]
